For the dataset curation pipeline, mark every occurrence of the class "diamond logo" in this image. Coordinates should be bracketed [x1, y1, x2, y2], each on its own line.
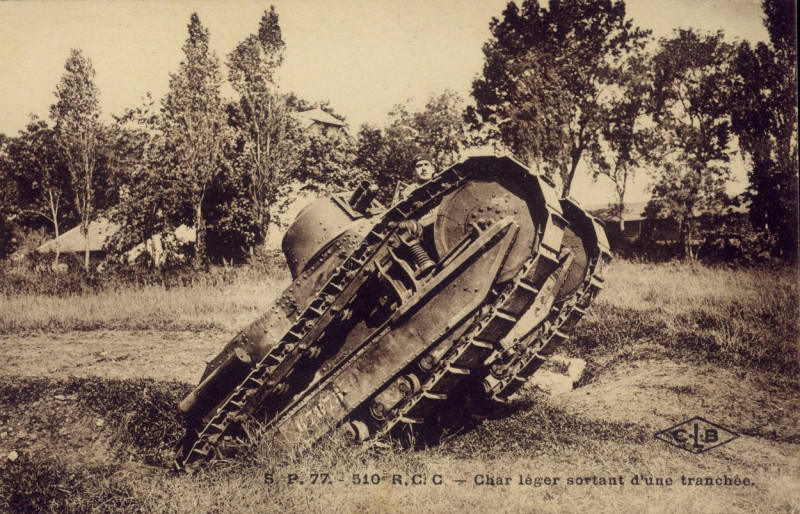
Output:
[654, 417, 739, 454]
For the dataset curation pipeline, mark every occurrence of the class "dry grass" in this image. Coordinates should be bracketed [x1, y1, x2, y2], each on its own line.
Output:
[1, 378, 796, 513]
[0, 273, 291, 334]
[601, 260, 798, 317]
[567, 260, 800, 376]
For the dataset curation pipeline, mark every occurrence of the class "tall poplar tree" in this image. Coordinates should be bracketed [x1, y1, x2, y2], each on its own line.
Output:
[162, 13, 227, 265]
[730, 0, 798, 259]
[227, 6, 301, 246]
[50, 49, 102, 270]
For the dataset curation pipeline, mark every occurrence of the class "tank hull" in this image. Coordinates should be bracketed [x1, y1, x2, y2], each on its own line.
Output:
[175, 154, 611, 470]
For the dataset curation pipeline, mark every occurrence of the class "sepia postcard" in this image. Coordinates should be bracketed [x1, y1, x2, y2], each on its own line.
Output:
[0, 1, 797, 512]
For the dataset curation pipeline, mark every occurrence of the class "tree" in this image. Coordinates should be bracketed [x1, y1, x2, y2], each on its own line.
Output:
[0, 133, 23, 259]
[227, 6, 301, 248]
[354, 124, 393, 196]
[50, 49, 103, 270]
[730, 0, 798, 260]
[162, 13, 228, 265]
[588, 55, 653, 231]
[294, 128, 361, 194]
[105, 96, 192, 269]
[646, 30, 735, 259]
[472, 0, 650, 195]
[4, 118, 73, 267]
[409, 90, 468, 169]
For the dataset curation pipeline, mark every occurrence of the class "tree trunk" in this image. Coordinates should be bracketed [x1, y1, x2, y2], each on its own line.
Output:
[563, 135, 585, 198]
[194, 202, 205, 267]
[678, 219, 687, 259]
[680, 219, 696, 261]
[52, 221, 61, 271]
[562, 158, 579, 197]
[82, 219, 90, 271]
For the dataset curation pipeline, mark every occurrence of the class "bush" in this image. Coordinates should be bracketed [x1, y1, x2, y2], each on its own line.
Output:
[0, 252, 103, 296]
[697, 230, 781, 266]
[1, 247, 290, 297]
[606, 233, 683, 262]
[607, 227, 789, 267]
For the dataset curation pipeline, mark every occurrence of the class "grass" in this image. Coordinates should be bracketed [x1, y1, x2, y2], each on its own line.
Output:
[1, 377, 796, 513]
[565, 260, 800, 377]
[0, 268, 291, 334]
[3, 259, 795, 377]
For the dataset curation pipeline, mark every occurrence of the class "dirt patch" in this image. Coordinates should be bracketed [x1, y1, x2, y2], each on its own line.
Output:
[0, 331, 798, 512]
[0, 330, 233, 384]
[556, 359, 800, 442]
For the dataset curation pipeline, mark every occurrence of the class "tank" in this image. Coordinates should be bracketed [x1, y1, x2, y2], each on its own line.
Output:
[174, 154, 611, 470]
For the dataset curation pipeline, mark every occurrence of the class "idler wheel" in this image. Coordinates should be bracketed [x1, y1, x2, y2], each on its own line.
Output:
[555, 200, 597, 302]
[434, 177, 542, 283]
[556, 224, 590, 301]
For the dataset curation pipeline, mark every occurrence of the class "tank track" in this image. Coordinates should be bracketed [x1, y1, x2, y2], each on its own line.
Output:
[371, 206, 610, 439]
[482, 210, 610, 402]
[174, 156, 610, 470]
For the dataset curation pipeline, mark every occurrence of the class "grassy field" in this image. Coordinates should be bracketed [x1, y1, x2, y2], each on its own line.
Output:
[0, 260, 798, 513]
[568, 260, 800, 375]
[0, 267, 290, 334]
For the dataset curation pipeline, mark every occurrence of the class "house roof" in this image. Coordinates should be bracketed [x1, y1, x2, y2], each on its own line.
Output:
[35, 218, 196, 254]
[586, 201, 648, 222]
[36, 218, 119, 253]
[587, 199, 749, 222]
[294, 108, 346, 130]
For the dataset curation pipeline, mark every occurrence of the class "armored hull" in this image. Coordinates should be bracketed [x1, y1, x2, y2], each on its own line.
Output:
[175, 154, 611, 470]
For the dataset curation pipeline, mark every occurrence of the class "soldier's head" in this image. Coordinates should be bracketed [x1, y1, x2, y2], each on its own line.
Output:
[412, 154, 435, 184]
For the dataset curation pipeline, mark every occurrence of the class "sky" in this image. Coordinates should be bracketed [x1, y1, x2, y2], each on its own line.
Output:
[0, 0, 769, 205]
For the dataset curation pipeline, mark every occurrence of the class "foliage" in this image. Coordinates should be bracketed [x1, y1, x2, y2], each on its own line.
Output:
[356, 90, 468, 203]
[697, 228, 781, 267]
[227, 7, 303, 246]
[0, 251, 103, 297]
[50, 48, 104, 270]
[405, 90, 467, 169]
[588, 54, 654, 231]
[105, 96, 194, 269]
[645, 29, 736, 259]
[3, 118, 73, 231]
[204, 148, 261, 263]
[0, 214, 20, 261]
[0, 133, 23, 259]
[471, 0, 650, 194]
[162, 13, 229, 265]
[729, 0, 798, 260]
[294, 128, 362, 194]
[2, 118, 76, 269]
[355, 124, 407, 203]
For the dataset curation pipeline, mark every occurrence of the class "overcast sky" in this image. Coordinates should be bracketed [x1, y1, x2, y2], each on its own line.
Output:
[0, 0, 768, 204]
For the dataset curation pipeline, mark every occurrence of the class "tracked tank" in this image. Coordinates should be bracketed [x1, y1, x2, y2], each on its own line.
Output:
[174, 154, 611, 470]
